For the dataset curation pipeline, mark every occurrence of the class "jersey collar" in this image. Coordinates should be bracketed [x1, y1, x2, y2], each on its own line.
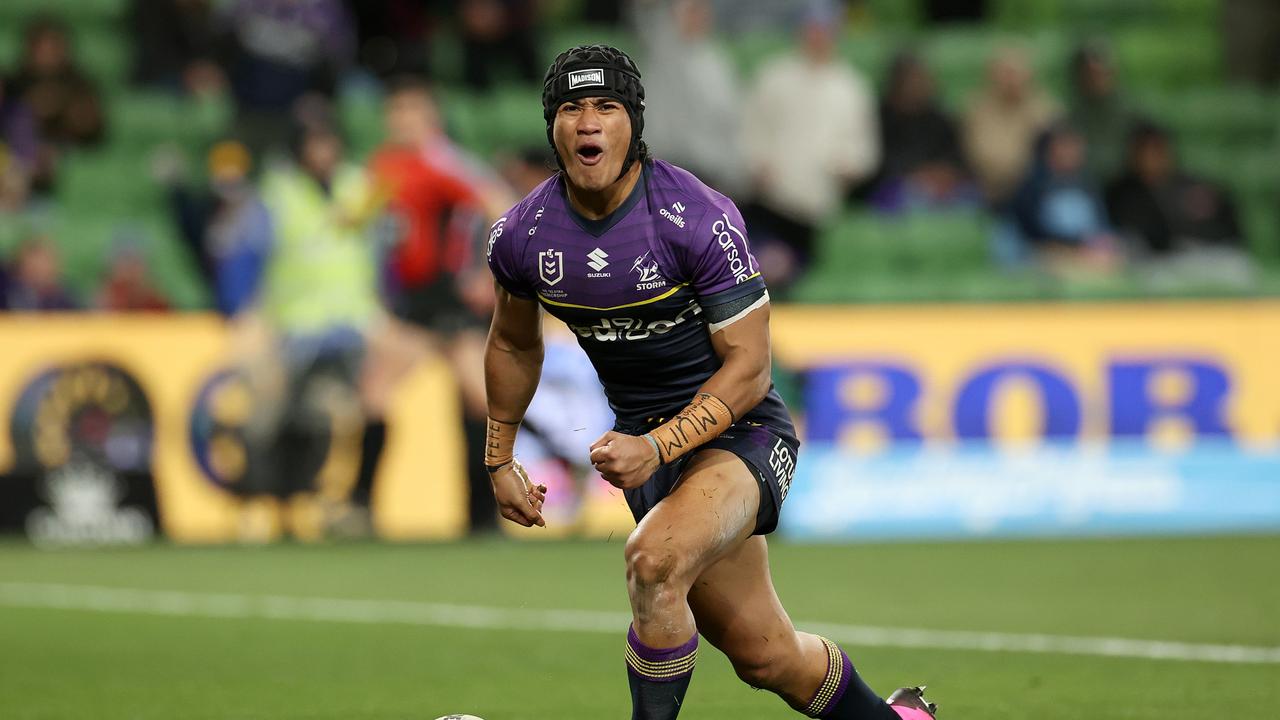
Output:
[560, 164, 649, 237]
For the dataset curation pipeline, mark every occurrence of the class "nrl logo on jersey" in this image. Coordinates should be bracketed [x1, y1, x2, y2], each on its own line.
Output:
[539, 249, 564, 286]
[631, 251, 668, 291]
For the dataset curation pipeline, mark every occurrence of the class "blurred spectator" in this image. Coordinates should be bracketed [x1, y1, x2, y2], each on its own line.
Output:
[459, 0, 541, 90]
[1105, 121, 1246, 259]
[1066, 41, 1135, 184]
[96, 245, 171, 312]
[347, 0, 434, 79]
[4, 236, 78, 311]
[127, 0, 227, 96]
[870, 50, 975, 212]
[634, 0, 746, 197]
[741, 0, 879, 290]
[205, 143, 273, 317]
[9, 16, 106, 148]
[237, 115, 379, 512]
[0, 76, 40, 177]
[8, 16, 106, 192]
[962, 46, 1058, 206]
[220, 0, 355, 154]
[1005, 123, 1120, 274]
[361, 77, 513, 533]
[163, 140, 273, 316]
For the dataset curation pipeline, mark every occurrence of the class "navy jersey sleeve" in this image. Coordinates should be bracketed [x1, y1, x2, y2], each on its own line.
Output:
[485, 212, 534, 299]
[679, 199, 767, 305]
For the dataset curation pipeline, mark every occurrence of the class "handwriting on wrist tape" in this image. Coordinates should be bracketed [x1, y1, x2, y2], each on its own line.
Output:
[652, 393, 734, 464]
[485, 416, 519, 468]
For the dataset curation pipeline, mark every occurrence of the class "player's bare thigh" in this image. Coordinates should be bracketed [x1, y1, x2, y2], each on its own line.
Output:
[688, 535, 827, 705]
[626, 449, 761, 598]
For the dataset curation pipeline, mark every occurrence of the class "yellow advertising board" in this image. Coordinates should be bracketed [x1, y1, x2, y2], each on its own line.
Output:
[770, 300, 1280, 450]
[2, 301, 1278, 544]
[0, 315, 466, 542]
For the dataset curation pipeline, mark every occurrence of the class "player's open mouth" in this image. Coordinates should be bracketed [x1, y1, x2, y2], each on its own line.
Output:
[576, 143, 604, 166]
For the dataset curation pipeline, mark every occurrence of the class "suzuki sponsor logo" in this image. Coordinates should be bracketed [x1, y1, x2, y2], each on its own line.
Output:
[539, 249, 564, 286]
[567, 69, 605, 89]
[587, 247, 611, 277]
[711, 213, 755, 284]
[630, 251, 668, 290]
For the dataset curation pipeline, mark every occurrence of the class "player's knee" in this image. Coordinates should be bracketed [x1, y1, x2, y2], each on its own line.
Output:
[731, 652, 788, 691]
[625, 535, 684, 592]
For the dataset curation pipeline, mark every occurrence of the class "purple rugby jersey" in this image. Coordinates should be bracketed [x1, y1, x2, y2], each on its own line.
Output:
[487, 159, 795, 435]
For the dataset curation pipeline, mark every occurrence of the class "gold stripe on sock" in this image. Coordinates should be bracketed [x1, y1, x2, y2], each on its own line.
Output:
[803, 637, 844, 716]
[625, 646, 698, 680]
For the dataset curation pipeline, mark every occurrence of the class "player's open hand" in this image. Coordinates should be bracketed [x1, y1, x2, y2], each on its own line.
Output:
[589, 431, 660, 490]
[489, 459, 547, 527]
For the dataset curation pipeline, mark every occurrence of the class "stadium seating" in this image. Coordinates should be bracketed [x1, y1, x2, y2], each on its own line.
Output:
[0, 0, 1276, 306]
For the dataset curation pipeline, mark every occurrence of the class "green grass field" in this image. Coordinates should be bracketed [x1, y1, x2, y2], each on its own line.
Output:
[2, 535, 1278, 719]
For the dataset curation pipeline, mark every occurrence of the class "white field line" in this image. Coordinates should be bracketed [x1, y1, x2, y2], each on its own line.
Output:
[2, 582, 1278, 665]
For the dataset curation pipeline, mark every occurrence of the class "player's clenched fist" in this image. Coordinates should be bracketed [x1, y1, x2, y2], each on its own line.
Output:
[589, 431, 660, 490]
[489, 460, 547, 527]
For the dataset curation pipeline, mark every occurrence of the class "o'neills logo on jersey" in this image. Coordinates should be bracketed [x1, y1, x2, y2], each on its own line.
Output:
[567, 69, 605, 89]
[711, 213, 756, 284]
[539, 249, 564, 286]
[659, 201, 686, 228]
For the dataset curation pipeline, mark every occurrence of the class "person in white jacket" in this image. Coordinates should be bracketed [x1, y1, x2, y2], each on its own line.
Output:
[740, 0, 879, 289]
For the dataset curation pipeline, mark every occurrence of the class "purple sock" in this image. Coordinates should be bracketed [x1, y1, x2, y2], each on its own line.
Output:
[626, 625, 698, 720]
[803, 638, 896, 719]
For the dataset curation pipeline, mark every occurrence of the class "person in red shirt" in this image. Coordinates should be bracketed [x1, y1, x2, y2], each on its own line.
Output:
[97, 244, 170, 312]
[358, 77, 513, 533]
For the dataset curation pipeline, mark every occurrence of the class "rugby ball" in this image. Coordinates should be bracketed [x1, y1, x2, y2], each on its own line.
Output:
[434, 716, 484, 720]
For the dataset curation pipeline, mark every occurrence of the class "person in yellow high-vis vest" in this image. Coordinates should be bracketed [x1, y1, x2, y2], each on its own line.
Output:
[234, 117, 385, 534]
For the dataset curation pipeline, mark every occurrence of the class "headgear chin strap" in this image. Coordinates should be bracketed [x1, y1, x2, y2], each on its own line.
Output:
[542, 44, 647, 181]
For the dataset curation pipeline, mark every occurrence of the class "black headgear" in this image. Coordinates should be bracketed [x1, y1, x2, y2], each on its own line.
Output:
[542, 44, 646, 179]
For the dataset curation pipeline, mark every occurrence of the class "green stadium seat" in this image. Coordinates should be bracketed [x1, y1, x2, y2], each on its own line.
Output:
[0, 0, 125, 23]
[57, 150, 163, 215]
[838, 32, 897, 87]
[1137, 87, 1280, 156]
[73, 24, 130, 90]
[48, 209, 207, 309]
[993, 0, 1217, 30]
[109, 91, 233, 157]
[436, 85, 546, 159]
[793, 209, 997, 303]
[339, 90, 386, 158]
[728, 32, 795, 80]
[1114, 29, 1222, 90]
[861, 0, 922, 29]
